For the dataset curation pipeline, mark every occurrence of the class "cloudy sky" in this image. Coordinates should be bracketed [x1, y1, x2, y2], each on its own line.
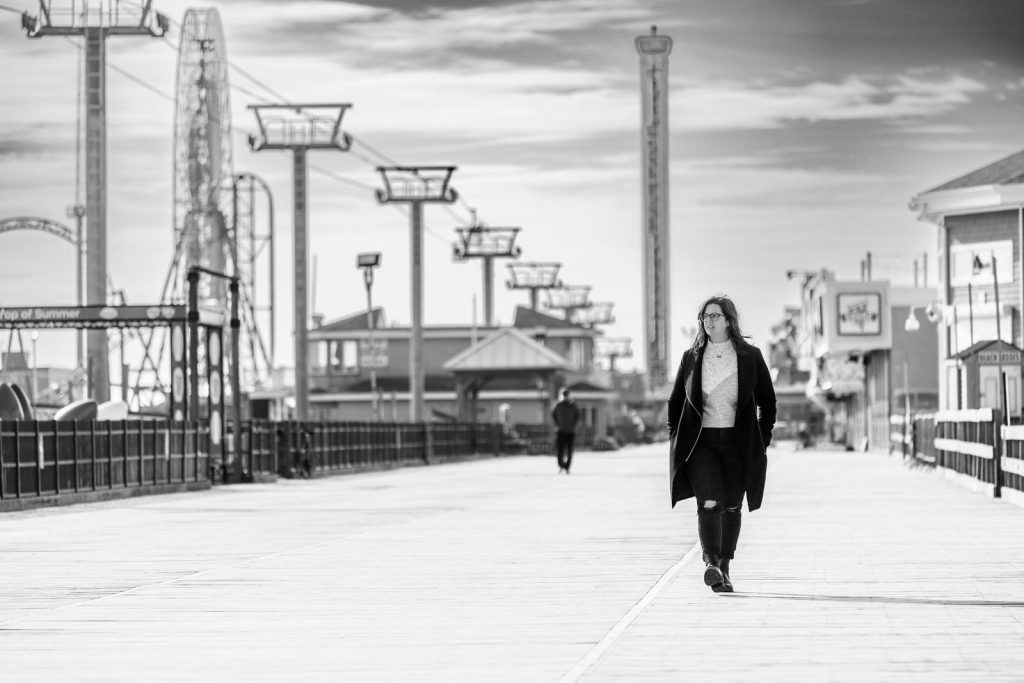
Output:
[2, 0, 1023, 377]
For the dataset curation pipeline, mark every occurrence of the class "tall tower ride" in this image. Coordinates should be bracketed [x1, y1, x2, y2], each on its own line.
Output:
[635, 26, 672, 390]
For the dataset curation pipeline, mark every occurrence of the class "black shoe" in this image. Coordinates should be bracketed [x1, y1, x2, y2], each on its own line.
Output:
[714, 559, 734, 593]
[703, 563, 724, 589]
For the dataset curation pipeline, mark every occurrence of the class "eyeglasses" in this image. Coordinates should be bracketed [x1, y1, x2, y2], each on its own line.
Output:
[700, 313, 726, 323]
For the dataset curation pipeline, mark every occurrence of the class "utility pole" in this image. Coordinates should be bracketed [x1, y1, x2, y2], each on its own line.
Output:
[452, 210, 522, 326]
[23, 1, 169, 402]
[376, 166, 458, 422]
[545, 285, 593, 322]
[506, 262, 563, 310]
[248, 104, 352, 420]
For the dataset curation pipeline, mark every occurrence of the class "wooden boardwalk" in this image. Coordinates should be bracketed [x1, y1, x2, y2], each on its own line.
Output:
[1, 444, 1022, 681]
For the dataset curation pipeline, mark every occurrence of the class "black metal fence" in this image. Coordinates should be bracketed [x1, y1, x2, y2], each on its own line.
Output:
[2, 418, 573, 508]
[0, 420, 211, 503]
[238, 421, 508, 479]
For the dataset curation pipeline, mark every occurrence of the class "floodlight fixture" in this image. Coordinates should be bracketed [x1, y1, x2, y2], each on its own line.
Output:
[248, 104, 353, 151]
[357, 252, 382, 269]
[376, 166, 458, 204]
[453, 226, 522, 260]
[597, 337, 633, 358]
[506, 261, 563, 310]
[546, 285, 592, 311]
[597, 336, 633, 372]
[22, 0, 169, 37]
[572, 302, 615, 327]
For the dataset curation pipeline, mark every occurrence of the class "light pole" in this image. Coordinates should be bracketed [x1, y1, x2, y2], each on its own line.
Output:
[357, 252, 382, 421]
[375, 166, 458, 422]
[30, 330, 39, 406]
[248, 104, 352, 420]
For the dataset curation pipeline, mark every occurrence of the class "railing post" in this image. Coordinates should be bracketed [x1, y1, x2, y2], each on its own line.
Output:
[0, 420, 5, 500]
[423, 422, 433, 465]
[35, 419, 43, 497]
[13, 421, 22, 499]
[994, 409, 1003, 498]
[71, 420, 80, 492]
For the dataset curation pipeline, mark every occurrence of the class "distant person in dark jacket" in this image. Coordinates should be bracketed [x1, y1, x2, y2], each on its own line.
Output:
[551, 388, 581, 474]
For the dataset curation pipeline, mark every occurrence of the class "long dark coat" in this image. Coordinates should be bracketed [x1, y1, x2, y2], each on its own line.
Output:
[667, 339, 777, 511]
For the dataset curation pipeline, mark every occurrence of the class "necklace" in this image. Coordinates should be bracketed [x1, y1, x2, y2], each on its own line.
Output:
[709, 340, 729, 359]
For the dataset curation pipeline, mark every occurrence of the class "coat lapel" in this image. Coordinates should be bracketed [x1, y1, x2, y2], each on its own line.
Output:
[689, 347, 705, 416]
[735, 341, 753, 411]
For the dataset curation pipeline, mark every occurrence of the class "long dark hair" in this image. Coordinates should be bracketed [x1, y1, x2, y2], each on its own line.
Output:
[690, 295, 750, 352]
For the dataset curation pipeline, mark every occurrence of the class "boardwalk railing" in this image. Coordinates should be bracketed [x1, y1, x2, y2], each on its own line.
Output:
[928, 409, 1001, 497]
[2, 418, 566, 509]
[998, 425, 1024, 507]
[0, 420, 211, 506]
[889, 413, 911, 457]
[241, 421, 507, 479]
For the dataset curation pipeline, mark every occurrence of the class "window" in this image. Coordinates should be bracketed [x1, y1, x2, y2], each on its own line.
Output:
[313, 342, 329, 373]
[567, 339, 587, 370]
[330, 341, 359, 375]
[950, 240, 1013, 286]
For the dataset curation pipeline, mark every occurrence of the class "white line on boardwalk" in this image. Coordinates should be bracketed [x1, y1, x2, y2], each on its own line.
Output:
[559, 450, 790, 681]
[558, 541, 702, 683]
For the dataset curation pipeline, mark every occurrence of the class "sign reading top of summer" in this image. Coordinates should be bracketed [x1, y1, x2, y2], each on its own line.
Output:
[836, 293, 882, 336]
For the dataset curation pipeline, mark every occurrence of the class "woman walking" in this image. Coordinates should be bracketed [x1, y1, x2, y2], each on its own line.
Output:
[667, 295, 776, 592]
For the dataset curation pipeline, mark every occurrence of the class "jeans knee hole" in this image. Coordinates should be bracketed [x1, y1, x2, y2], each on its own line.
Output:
[702, 500, 718, 509]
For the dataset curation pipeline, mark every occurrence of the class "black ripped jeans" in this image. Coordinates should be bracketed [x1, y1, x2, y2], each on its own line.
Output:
[684, 428, 745, 561]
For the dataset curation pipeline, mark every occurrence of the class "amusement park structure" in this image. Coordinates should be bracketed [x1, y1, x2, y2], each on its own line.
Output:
[22, 0, 170, 402]
[14, 4, 273, 415]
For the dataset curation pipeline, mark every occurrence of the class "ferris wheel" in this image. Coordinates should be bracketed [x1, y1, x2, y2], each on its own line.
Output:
[172, 8, 233, 300]
[132, 7, 271, 411]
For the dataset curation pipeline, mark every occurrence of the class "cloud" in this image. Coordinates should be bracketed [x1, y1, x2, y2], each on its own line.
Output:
[677, 73, 987, 130]
[226, 0, 654, 65]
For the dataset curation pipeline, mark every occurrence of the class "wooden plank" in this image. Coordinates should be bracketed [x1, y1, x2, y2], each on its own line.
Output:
[1, 446, 1023, 680]
[933, 437, 994, 460]
[1001, 455, 1024, 478]
[935, 408, 994, 423]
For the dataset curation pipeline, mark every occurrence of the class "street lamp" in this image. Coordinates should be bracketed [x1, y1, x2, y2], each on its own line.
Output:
[30, 330, 39, 405]
[357, 252, 382, 421]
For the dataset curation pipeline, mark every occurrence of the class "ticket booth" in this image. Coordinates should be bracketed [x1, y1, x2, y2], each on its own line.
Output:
[956, 339, 1023, 417]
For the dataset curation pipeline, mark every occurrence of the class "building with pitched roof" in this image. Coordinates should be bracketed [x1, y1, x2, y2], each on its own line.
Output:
[911, 147, 1024, 413]
[306, 305, 618, 434]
